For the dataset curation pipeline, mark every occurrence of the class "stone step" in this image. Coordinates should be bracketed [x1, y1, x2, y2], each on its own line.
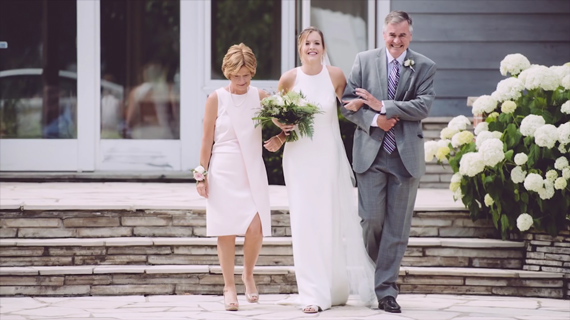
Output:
[0, 265, 564, 299]
[0, 208, 500, 239]
[0, 237, 526, 269]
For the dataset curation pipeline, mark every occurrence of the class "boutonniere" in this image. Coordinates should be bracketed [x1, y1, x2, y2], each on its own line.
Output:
[404, 58, 415, 71]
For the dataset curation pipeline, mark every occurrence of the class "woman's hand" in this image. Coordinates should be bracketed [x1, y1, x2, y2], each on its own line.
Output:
[196, 180, 208, 198]
[271, 118, 295, 136]
[264, 134, 285, 152]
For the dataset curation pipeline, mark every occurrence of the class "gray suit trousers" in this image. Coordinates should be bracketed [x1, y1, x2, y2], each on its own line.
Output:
[356, 147, 420, 300]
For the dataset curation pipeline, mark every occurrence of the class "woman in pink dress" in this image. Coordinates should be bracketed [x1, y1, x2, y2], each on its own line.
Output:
[196, 43, 271, 311]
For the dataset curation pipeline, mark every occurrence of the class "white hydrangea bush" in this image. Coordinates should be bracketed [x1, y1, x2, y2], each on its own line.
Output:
[424, 54, 570, 238]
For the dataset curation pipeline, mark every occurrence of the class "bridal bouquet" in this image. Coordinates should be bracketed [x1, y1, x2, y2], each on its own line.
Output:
[425, 54, 570, 238]
[253, 90, 321, 142]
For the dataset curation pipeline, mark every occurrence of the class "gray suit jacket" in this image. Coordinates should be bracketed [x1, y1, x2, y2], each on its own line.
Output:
[341, 48, 436, 178]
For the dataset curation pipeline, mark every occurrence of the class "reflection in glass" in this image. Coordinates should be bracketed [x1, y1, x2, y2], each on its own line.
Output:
[100, 0, 180, 139]
[310, 0, 368, 76]
[0, 0, 77, 139]
[211, 0, 281, 80]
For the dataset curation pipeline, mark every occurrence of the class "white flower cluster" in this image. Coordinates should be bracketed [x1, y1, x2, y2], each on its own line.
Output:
[492, 77, 524, 102]
[500, 53, 531, 76]
[520, 115, 546, 137]
[518, 65, 560, 91]
[562, 101, 570, 114]
[451, 131, 474, 148]
[472, 95, 498, 116]
[459, 152, 485, 177]
[516, 213, 533, 232]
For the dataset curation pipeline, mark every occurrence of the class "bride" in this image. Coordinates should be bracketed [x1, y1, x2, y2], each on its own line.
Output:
[264, 26, 375, 314]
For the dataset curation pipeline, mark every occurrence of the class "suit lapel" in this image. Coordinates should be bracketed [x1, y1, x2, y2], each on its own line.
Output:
[377, 49, 388, 99]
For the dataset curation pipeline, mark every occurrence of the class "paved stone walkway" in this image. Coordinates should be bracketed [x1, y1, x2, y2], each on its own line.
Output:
[1, 294, 569, 319]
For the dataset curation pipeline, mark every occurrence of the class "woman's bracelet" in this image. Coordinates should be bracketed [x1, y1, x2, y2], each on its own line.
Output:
[276, 135, 283, 144]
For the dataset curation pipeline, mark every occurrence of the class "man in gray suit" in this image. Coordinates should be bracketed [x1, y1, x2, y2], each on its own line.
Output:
[341, 11, 436, 313]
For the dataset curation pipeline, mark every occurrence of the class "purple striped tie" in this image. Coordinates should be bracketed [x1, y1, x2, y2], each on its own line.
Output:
[383, 60, 399, 153]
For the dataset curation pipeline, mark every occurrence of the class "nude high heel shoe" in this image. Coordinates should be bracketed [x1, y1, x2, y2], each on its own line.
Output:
[241, 274, 259, 303]
[223, 289, 239, 311]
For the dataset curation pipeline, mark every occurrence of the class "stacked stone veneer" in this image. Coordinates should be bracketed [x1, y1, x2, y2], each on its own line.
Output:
[522, 229, 570, 297]
[0, 209, 498, 239]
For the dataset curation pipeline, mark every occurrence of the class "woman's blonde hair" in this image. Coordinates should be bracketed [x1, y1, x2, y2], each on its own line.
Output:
[221, 43, 257, 79]
[297, 26, 326, 62]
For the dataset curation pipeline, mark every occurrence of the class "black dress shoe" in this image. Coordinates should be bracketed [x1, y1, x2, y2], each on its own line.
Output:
[378, 296, 401, 313]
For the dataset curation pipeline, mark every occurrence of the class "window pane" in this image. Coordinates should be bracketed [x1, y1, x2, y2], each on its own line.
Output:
[0, 0, 77, 139]
[100, 0, 180, 139]
[310, 0, 368, 76]
[211, 0, 281, 80]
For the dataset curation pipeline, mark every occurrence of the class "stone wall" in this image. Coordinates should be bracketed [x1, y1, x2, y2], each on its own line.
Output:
[522, 229, 570, 297]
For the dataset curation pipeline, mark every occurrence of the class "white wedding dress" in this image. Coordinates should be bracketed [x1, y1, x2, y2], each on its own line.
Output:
[283, 66, 375, 310]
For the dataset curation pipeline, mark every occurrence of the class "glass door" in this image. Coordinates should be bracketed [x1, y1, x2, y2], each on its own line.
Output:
[0, 0, 95, 171]
[301, 0, 376, 76]
[97, 0, 182, 170]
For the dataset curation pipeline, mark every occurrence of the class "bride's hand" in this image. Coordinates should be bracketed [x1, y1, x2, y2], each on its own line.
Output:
[264, 134, 284, 152]
[342, 99, 365, 112]
[271, 118, 294, 136]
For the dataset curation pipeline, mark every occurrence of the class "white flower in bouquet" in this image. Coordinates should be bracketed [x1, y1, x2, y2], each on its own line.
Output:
[559, 144, 567, 154]
[474, 122, 489, 135]
[479, 138, 505, 167]
[472, 95, 498, 116]
[516, 213, 533, 232]
[424, 140, 439, 162]
[563, 167, 570, 180]
[561, 74, 570, 91]
[459, 152, 485, 177]
[524, 173, 544, 192]
[555, 177, 567, 190]
[554, 156, 569, 170]
[534, 124, 559, 149]
[518, 65, 560, 91]
[514, 153, 528, 166]
[440, 127, 459, 140]
[562, 101, 570, 114]
[520, 115, 546, 137]
[451, 131, 474, 148]
[492, 77, 524, 102]
[484, 194, 494, 207]
[538, 180, 555, 200]
[500, 101, 517, 114]
[500, 53, 531, 76]
[558, 123, 570, 144]
[511, 166, 527, 184]
[476, 131, 502, 149]
[448, 115, 472, 131]
[546, 170, 558, 182]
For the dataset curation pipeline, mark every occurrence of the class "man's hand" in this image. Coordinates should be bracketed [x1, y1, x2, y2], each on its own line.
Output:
[354, 88, 382, 112]
[377, 114, 399, 132]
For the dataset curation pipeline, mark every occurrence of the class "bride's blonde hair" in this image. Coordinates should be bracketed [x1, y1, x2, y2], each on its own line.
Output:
[297, 26, 326, 63]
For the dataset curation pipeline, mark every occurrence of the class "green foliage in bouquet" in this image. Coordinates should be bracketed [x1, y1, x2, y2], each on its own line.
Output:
[425, 54, 570, 239]
[253, 90, 322, 142]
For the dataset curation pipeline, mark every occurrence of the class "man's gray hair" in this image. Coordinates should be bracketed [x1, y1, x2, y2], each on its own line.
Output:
[383, 11, 413, 34]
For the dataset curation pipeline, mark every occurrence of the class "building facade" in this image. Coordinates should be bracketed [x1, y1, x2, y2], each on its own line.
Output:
[1, 0, 569, 173]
